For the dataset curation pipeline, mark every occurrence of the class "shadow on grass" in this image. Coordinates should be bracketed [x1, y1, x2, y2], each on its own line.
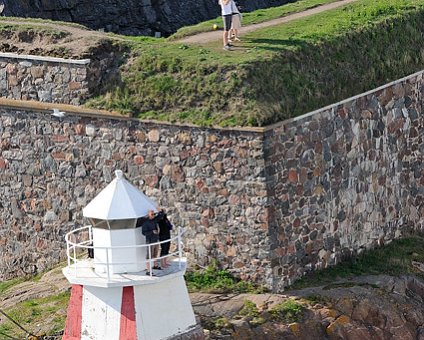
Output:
[245, 37, 309, 51]
[287, 236, 424, 290]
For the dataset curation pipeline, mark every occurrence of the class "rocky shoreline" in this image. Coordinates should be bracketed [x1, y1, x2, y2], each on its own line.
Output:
[192, 275, 424, 339]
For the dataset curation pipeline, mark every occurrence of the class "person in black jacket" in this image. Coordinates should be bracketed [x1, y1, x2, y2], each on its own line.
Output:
[158, 209, 173, 268]
[141, 210, 161, 275]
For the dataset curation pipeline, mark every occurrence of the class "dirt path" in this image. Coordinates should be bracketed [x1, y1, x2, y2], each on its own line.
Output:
[179, 0, 358, 44]
[0, 0, 359, 53]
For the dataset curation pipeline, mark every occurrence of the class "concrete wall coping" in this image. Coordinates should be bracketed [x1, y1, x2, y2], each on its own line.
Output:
[0, 98, 121, 119]
[0, 98, 266, 134]
[0, 52, 90, 65]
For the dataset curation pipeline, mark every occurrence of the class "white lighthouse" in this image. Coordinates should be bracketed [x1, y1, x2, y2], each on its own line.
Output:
[62, 170, 202, 340]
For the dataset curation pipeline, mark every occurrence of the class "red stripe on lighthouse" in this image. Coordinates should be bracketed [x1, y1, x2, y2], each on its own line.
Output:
[120, 286, 137, 340]
[63, 284, 83, 340]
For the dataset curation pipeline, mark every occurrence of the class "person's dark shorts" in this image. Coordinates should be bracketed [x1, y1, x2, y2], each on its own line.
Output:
[160, 241, 171, 257]
[223, 14, 232, 32]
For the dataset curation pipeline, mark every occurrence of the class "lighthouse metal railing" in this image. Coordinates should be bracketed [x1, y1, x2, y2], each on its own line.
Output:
[65, 226, 186, 279]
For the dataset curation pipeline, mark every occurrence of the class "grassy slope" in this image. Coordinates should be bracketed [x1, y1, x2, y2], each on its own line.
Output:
[86, 0, 424, 127]
[237, 1, 424, 125]
[0, 23, 69, 39]
[0, 16, 89, 30]
[0, 277, 25, 295]
[290, 236, 424, 289]
[0, 292, 70, 338]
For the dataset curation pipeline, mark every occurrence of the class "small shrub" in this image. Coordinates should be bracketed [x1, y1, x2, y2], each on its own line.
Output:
[234, 280, 268, 294]
[213, 317, 231, 329]
[270, 299, 304, 323]
[250, 316, 267, 326]
[185, 261, 267, 293]
[303, 294, 330, 306]
[236, 300, 267, 326]
[238, 300, 260, 318]
[185, 262, 235, 292]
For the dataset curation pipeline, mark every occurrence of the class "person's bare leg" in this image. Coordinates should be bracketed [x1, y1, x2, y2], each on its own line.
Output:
[146, 250, 151, 273]
[223, 30, 230, 46]
[157, 246, 162, 268]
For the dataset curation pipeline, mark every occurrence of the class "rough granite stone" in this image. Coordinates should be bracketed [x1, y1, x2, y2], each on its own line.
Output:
[0, 67, 423, 293]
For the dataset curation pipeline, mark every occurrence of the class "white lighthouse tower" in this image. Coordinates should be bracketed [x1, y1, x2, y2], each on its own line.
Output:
[62, 170, 203, 340]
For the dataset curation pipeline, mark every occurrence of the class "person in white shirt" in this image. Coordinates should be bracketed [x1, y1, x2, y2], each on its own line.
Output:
[219, 0, 233, 50]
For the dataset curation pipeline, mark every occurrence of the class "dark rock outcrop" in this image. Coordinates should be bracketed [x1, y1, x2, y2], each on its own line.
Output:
[192, 275, 424, 340]
[0, 0, 297, 36]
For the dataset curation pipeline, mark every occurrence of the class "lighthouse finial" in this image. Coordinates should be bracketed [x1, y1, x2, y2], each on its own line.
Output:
[115, 170, 123, 179]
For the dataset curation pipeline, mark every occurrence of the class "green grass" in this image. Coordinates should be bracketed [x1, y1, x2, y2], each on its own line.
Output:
[289, 236, 424, 290]
[0, 277, 26, 295]
[237, 300, 260, 318]
[169, 0, 341, 40]
[0, 23, 69, 39]
[185, 262, 267, 294]
[237, 300, 267, 326]
[0, 291, 70, 338]
[0, 16, 89, 30]
[270, 299, 305, 323]
[234, 300, 267, 326]
[85, 0, 424, 127]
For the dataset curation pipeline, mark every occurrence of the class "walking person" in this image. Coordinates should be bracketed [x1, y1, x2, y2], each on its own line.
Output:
[141, 209, 161, 275]
[157, 209, 173, 268]
[229, 0, 242, 42]
[219, 0, 233, 50]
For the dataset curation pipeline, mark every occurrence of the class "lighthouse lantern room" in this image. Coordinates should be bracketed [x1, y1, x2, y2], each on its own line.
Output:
[82, 170, 157, 275]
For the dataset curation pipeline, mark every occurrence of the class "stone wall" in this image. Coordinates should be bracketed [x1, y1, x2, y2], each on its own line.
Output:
[265, 72, 424, 291]
[0, 110, 272, 285]
[0, 69, 423, 291]
[0, 53, 90, 105]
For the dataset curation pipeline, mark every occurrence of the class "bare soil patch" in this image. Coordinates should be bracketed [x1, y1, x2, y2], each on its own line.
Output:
[0, 19, 121, 58]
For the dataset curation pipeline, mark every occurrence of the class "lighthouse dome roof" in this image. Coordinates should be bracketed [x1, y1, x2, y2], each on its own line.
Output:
[83, 170, 157, 220]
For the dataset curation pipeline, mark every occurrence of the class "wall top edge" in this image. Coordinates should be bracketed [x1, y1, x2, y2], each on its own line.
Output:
[0, 52, 90, 65]
[0, 98, 267, 134]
